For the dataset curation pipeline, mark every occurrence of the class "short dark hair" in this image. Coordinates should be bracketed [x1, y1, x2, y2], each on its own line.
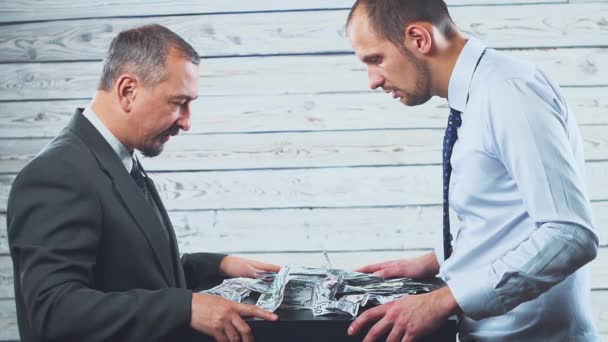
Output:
[98, 24, 200, 91]
[347, 0, 457, 48]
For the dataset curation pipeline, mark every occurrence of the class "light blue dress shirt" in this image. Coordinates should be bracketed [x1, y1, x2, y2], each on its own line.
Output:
[437, 37, 599, 341]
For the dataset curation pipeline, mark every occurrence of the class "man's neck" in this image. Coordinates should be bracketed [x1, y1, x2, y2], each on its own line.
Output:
[90, 93, 134, 153]
[430, 34, 468, 99]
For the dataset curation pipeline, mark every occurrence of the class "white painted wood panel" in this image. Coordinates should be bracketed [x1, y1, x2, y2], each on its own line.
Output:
[0, 0, 567, 24]
[570, 0, 608, 3]
[1, 125, 606, 173]
[1, 162, 607, 211]
[1, 4, 605, 62]
[0, 256, 12, 298]
[0, 300, 17, 341]
[594, 201, 608, 246]
[1, 200, 606, 257]
[0, 0, 605, 339]
[1, 48, 606, 101]
[1, 86, 606, 138]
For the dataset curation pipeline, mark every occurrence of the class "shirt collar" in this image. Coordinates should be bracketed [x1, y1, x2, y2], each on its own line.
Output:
[82, 105, 134, 172]
[447, 36, 486, 113]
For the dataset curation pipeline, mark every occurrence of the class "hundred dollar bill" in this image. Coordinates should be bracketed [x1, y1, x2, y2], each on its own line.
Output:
[312, 274, 343, 316]
[202, 280, 252, 302]
[280, 279, 316, 310]
[256, 265, 291, 312]
[201, 277, 273, 302]
[331, 294, 370, 317]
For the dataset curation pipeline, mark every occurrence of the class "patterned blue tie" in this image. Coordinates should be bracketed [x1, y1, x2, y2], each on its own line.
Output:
[442, 108, 462, 259]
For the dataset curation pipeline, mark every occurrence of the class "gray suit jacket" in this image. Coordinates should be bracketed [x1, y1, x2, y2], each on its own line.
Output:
[8, 109, 225, 342]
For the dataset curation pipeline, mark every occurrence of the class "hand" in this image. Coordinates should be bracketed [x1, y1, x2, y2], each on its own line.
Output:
[219, 255, 281, 278]
[191, 293, 278, 342]
[348, 287, 461, 342]
[355, 252, 439, 279]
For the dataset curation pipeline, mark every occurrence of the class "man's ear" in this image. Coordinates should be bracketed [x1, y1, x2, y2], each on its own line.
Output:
[404, 23, 433, 55]
[115, 74, 138, 112]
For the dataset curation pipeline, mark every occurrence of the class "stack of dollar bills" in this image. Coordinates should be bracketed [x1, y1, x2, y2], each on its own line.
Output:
[202, 264, 438, 317]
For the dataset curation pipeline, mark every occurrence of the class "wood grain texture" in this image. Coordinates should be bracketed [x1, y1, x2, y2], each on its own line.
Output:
[1, 125, 607, 173]
[1, 162, 607, 212]
[1, 201, 606, 257]
[0, 300, 17, 341]
[594, 201, 608, 247]
[1, 4, 605, 62]
[1, 48, 606, 101]
[0, 0, 606, 340]
[0, 0, 567, 24]
[1, 86, 606, 138]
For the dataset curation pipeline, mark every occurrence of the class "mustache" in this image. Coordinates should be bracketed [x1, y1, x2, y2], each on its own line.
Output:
[162, 125, 180, 137]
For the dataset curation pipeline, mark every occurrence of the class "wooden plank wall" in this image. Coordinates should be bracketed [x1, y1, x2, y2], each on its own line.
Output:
[0, 0, 607, 340]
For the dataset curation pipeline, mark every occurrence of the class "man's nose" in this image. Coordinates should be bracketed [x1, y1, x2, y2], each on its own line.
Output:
[178, 108, 191, 132]
[368, 69, 384, 90]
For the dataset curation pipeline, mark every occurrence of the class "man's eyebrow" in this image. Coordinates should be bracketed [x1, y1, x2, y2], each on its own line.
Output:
[170, 95, 198, 101]
[362, 54, 381, 63]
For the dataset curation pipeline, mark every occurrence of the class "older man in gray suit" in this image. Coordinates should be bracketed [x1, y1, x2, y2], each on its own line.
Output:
[8, 24, 278, 342]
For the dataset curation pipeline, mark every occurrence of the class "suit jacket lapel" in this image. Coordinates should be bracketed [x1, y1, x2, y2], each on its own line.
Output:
[141, 168, 187, 287]
[67, 109, 175, 285]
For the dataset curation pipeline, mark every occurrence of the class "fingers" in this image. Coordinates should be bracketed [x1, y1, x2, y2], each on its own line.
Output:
[250, 260, 281, 273]
[232, 316, 254, 342]
[212, 332, 229, 342]
[402, 332, 415, 342]
[355, 262, 385, 273]
[374, 265, 401, 278]
[356, 259, 402, 274]
[386, 324, 406, 342]
[363, 317, 394, 342]
[348, 304, 389, 336]
[237, 303, 279, 321]
[224, 323, 240, 342]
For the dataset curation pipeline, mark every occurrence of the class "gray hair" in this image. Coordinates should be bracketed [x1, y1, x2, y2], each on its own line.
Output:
[98, 24, 200, 91]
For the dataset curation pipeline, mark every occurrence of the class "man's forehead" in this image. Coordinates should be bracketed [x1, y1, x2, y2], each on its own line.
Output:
[349, 16, 388, 57]
[348, 8, 372, 35]
[348, 11, 382, 45]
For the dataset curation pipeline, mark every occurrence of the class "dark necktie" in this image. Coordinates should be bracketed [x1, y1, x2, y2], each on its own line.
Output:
[130, 159, 171, 242]
[442, 108, 462, 259]
[130, 160, 150, 200]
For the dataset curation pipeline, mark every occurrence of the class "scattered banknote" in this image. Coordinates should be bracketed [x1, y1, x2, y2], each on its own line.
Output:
[280, 279, 316, 310]
[256, 265, 291, 312]
[201, 254, 440, 317]
[202, 279, 252, 302]
[311, 274, 343, 316]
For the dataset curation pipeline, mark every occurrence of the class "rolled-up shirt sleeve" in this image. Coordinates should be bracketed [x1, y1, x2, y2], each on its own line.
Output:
[446, 74, 599, 320]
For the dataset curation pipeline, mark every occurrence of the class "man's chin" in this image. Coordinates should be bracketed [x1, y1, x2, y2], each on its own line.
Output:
[402, 95, 431, 107]
[140, 144, 164, 158]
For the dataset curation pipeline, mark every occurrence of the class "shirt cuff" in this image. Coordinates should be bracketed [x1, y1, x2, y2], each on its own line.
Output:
[446, 266, 505, 320]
